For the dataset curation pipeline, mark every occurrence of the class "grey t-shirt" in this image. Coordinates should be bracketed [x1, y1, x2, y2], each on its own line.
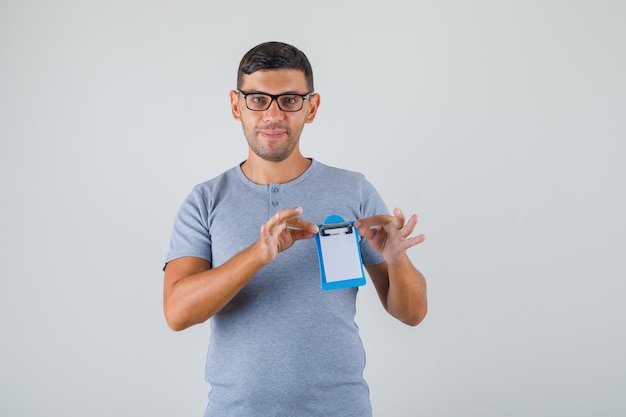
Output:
[165, 159, 388, 417]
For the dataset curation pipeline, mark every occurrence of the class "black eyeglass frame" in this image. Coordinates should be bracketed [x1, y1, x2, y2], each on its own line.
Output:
[237, 90, 312, 112]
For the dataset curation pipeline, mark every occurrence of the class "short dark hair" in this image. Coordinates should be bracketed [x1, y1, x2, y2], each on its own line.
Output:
[237, 41, 314, 93]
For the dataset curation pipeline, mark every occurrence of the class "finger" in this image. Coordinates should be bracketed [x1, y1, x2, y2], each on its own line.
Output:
[267, 206, 304, 230]
[399, 214, 418, 238]
[392, 208, 406, 227]
[289, 229, 315, 241]
[259, 223, 282, 244]
[286, 216, 319, 234]
[261, 220, 287, 242]
[404, 233, 426, 249]
[354, 214, 394, 229]
[381, 208, 407, 236]
[282, 206, 304, 219]
[356, 225, 378, 239]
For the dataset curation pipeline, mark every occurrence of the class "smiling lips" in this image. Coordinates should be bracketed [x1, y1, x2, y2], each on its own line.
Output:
[257, 124, 289, 139]
[260, 130, 286, 139]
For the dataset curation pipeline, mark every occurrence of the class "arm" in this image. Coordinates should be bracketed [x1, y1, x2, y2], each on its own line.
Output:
[163, 206, 318, 331]
[356, 208, 428, 326]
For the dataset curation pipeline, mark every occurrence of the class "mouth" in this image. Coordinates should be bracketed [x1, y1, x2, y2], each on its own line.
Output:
[256, 124, 289, 140]
[259, 130, 286, 139]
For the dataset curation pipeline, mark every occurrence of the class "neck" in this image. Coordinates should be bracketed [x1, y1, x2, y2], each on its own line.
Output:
[241, 152, 311, 185]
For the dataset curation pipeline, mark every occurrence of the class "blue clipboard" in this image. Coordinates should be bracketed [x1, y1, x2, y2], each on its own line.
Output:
[314, 214, 366, 290]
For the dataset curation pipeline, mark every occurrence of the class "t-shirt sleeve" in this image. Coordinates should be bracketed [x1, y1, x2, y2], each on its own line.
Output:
[164, 186, 212, 268]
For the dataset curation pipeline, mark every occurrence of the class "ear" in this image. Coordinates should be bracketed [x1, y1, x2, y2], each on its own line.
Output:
[230, 90, 242, 121]
[304, 93, 320, 124]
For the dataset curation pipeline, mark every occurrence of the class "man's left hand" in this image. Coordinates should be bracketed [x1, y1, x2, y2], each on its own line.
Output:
[354, 208, 425, 264]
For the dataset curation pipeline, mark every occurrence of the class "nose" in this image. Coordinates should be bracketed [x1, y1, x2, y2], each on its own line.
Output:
[263, 98, 284, 121]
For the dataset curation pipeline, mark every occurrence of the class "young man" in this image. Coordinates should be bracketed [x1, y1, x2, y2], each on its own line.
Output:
[163, 41, 427, 416]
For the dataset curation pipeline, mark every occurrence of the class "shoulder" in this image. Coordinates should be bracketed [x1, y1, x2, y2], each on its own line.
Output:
[175, 167, 241, 216]
[189, 166, 240, 197]
[312, 159, 368, 182]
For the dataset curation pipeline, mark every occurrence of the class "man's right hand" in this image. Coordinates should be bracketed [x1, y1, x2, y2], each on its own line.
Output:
[254, 206, 319, 265]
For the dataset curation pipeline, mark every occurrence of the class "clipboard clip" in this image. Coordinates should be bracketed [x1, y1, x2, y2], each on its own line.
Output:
[319, 221, 353, 237]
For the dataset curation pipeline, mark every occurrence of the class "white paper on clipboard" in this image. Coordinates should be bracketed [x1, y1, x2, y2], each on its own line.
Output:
[314, 214, 366, 290]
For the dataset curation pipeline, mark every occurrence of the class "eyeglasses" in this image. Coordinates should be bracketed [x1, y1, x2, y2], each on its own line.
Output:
[237, 90, 312, 112]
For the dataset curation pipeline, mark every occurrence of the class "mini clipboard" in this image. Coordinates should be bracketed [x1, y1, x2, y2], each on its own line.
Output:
[314, 214, 366, 290]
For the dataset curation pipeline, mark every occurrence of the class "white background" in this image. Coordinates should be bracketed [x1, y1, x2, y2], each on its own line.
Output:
[1, 1, 624, 416]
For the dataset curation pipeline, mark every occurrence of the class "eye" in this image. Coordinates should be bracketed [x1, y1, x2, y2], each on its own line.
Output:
[280, 96, 298, 105]
[250, 95, 269, 105]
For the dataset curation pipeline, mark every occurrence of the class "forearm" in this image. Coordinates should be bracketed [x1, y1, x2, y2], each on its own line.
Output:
[384, 255, 428, 326]
[164, 245, 265, 331]
[164, 206, 318, 331]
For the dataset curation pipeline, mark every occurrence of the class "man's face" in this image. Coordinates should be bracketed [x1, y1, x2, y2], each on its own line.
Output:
[230, 68, 319, 162]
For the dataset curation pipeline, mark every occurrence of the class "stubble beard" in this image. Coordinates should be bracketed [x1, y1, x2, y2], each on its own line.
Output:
[246, 124, 299, 162]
